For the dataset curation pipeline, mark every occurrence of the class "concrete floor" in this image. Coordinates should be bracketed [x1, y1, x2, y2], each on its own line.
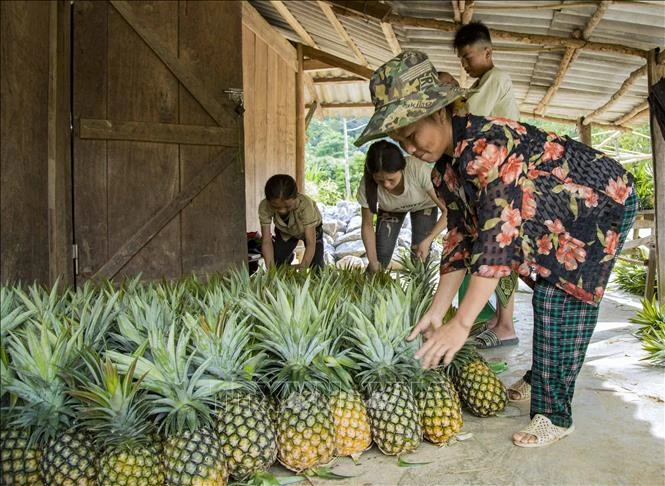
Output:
[275, 281, 665, 485]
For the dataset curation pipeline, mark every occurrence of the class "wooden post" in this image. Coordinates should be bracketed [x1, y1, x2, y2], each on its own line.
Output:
[48, 0, 73, 286]
[577, 117, 592, 147]
[296, 44, 305, 191]
[647, 48, 665, 305]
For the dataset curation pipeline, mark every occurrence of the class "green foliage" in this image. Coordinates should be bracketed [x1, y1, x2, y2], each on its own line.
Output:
[614, 260, 648, 295]
[626, 159, 654, 210]
[630, 296, 665, 367]
[305, 117, 368, 203]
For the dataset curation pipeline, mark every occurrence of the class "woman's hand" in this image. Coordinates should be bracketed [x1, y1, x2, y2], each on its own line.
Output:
[413, 315, 470, 368]
[408, 308, 444, 342]
[414, 237, 432, 261]
[367, 260, 381, 273]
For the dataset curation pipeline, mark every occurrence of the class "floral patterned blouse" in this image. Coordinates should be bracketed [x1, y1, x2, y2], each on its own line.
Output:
[432, 114, 634, 305]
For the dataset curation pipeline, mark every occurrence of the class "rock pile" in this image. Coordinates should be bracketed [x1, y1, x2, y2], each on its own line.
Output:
[318, 201, 442, 269]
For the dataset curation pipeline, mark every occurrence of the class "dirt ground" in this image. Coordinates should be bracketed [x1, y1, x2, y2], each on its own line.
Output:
[274, 281, 665, 486]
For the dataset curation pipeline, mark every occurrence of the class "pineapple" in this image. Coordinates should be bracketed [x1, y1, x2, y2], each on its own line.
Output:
[246, 278, 344, 472]
[186, 288, 278, 480]
[415, 370, 463, 444]
[0, 428, 42, 485]
[444, 342, 507, 417]
[1, 288, 112, 486]
[108, 308, 231, 486]
[346, 286, 424, 456]
[71, 351, 164, 485]
[329, 389, 372, 461]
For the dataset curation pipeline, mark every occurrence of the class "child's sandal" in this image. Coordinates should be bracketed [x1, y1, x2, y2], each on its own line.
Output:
[513, 414, 575, 448]
[507, 378, 531, 401]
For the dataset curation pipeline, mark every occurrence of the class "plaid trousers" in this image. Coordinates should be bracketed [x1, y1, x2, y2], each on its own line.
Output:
[526, 190, 638, 427]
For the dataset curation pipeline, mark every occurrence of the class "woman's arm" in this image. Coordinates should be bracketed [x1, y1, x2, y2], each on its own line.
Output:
[414, 189, 449, 260]
[360, 207, 380, 272]
[261, 225, 275, 268]
[299, 225, 317, 268]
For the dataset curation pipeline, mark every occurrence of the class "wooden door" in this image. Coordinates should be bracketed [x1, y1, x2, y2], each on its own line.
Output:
[73, 0, 246, 282]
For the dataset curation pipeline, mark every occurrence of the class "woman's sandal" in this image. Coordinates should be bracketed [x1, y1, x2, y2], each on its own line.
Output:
[513, 414, 575, 448]
[507, 378, 531, 401]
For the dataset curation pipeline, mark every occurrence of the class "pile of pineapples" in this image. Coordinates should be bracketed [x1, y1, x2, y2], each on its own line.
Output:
[0, 263, 506, 485]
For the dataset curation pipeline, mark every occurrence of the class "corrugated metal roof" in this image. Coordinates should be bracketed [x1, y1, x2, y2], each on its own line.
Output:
[249, 0, 665, 125]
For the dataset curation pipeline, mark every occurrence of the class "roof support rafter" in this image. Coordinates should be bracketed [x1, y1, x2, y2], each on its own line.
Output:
[613, 101, 649, 126]
[329, 1, 647, 58]
[318, 1, 370, 67]
[301, 44, 374, 79]
[535, 1, 612, 115]
[270, 0, 319, 48]
[583, 64, 647, 125]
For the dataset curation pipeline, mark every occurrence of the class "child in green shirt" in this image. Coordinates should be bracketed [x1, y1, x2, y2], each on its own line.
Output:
[258, 174, 323, 269]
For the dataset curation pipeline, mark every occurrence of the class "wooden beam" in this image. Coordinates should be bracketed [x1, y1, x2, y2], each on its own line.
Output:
[647, 48, 665, 305]
[583, 64, 647, 124]
[461, 0, 475, 24]
[332, 3, 647, 59]
[522, 112, 631, 132]
[92, 148, 238, 280]
[613, 101, 649, 126]
[242, 1, 297, 72]
[535, 47, 577, 115]
[110, 1, 230, 126]
[534, 0, 612, 115]
[270, 0, 318, 48]
[305, 100, 318, 129]
[451, 0, 461, 23]
[304, 73, 320, 107]
[296, 44, 305, 191]
[381, 22, 401, 55]
[301, 45, 374, 79]
[48, 0, 73, 285]
[79, 119, 238, 146]
[303, 59, 336, 71]
[474, 1, 610, 11]
[576, 117, 592, 146]
[316, 102, 374, 108]
[312, 76, 365, 84]
[328, 1, 392, 21]
[318, 1, 369, 67]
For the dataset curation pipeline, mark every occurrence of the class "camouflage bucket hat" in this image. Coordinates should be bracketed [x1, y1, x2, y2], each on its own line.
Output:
[354, 50, 469, 147]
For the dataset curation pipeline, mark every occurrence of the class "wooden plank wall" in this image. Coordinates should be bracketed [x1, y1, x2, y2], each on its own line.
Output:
[1, 2, 51, 284]
[242, 5, 297, 231]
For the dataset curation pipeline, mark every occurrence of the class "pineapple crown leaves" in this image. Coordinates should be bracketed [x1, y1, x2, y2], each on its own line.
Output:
[13, 279, 69, 326]
[107, 320, 242, 436]
[69, 348, 154, 448]
[1, 286, 35, 338]
[345, 287, 422, 394]
[183, 308, 263, 392]
[111, 292, 174, 352]
[3, 318, 81, 446]
[246, 278, 350, 397]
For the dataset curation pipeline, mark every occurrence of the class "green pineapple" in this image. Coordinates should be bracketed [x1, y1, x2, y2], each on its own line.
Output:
[108, 304, 232, 486]
[444, 342, 507, 417]
[186, 287, 277, 480]
[246, 278, 345, 472]
[346, 286, 424, 456]
[71, 350, 165, 486]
